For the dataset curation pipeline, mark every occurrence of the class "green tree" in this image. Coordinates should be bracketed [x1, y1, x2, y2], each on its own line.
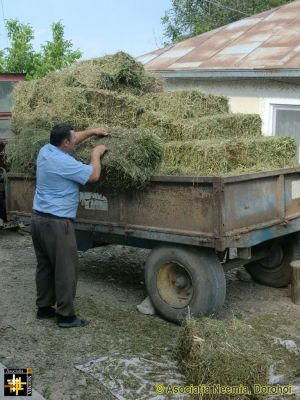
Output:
[0, 19, 82, 79]
[34, 21, 82, 78]
[0, 19, 38, 75]
[162, 0, 294, 43]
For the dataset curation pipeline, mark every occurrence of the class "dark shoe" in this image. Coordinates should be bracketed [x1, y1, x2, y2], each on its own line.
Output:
[57, 315, 90, 328]
[37, 306, 56, 319]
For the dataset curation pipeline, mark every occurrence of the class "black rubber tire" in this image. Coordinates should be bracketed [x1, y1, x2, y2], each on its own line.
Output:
[245, 239, 293, 288]
[144, 245, 226, 323]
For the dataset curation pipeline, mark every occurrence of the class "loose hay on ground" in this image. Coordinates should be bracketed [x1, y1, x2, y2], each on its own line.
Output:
[176, 316, 297, 400]
[161, 136, 297, 176]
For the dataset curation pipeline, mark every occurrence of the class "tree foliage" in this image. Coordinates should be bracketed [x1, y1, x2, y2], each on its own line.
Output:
[0, 19, 82, 79]
[162, 0, 294, 43]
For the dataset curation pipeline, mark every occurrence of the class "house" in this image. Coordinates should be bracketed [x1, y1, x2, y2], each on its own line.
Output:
[137, 0, 300, 152]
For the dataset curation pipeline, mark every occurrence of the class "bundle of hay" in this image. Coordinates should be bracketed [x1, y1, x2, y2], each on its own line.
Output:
[141, 90, 229, 119]
[138, 112, 262, 142]
[5, 128, 49, 174]
[12, 83, 92, 134]
[162, 136, 296, 176]
[75, 128, 163, 190]
[6, 127, 163, 191]
[58, 51, 163, 94]
[86, 89, 143, 127]
[176, 316, 296, 400]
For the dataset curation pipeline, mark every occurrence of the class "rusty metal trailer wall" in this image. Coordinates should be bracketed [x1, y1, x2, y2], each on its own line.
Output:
[6, 168, 300, 251]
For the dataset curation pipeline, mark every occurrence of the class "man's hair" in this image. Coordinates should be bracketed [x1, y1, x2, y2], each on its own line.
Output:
[50, 123, 74, 146]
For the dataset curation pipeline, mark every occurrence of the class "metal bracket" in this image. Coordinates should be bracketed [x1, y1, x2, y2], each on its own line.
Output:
[237, 247, 252, 260]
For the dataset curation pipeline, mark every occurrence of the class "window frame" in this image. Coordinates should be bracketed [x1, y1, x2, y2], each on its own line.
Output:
[262, 98, 300, 136]
[262, 98, 300, 162]
[272, 104, 300, 136]
[0, 74, 24, 122]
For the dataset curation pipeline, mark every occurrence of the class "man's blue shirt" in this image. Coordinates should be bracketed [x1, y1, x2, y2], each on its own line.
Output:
[33, 144, 92, 218]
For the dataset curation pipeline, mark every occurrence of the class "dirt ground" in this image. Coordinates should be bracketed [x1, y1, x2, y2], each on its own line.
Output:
[0, 230, 300, 399]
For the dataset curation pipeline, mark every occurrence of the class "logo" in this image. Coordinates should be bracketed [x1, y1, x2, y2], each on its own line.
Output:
[4, 368, 32, 396]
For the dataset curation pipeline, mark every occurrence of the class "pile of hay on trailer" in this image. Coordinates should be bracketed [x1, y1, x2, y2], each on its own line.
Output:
[176, 316, 297, 400]
[6, 51, 298, 190]
[11, 76, 94, 134]
[161, 136, 297, 176]
[11, 52, 162, 134]
[7, 52, 165, 190]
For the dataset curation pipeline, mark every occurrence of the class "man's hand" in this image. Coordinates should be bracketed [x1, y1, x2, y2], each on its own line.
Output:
[74, 127, 108, 145]
[92, 145, 108, 157]
[92, 127, 108, 137]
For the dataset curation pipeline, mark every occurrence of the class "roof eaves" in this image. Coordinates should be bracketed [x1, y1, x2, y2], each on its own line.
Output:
[157, 69, 300, 80]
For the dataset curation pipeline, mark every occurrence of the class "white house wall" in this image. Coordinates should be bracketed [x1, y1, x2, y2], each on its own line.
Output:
[165, 78, 300, 135]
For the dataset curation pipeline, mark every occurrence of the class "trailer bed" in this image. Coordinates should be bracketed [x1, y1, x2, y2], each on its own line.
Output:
[6, 167, 300, 251]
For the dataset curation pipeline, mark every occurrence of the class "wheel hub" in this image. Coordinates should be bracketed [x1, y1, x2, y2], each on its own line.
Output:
[259, 244, 284, 269]
[156, 262, 193, 308]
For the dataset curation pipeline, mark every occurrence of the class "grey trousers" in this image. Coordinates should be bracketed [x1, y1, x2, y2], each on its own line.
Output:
[31, 213, 79, 317]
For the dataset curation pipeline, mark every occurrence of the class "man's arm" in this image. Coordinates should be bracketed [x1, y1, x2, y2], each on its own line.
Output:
[74, 127, 107, 145]
[88, 145, 108, 183]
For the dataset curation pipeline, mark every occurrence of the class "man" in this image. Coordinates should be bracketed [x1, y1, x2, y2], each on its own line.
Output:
[31, 123, 107, 328]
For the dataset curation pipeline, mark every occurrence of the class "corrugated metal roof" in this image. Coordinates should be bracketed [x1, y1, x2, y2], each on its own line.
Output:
[138, 0, 300, 75]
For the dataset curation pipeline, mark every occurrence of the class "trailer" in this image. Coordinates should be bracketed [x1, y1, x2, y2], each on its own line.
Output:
[5, 168, 300, 322]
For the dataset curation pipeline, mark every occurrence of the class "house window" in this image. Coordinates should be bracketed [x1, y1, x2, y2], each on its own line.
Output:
[0, 81, 16, 113]
[272, 104, 300, 161]
[0, 81, 20, 141]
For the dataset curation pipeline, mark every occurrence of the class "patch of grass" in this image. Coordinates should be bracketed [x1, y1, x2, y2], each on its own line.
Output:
[41, 386, 51, 400]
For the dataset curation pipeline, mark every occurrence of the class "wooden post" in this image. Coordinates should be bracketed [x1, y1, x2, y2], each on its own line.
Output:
[290, 261, 300, 305]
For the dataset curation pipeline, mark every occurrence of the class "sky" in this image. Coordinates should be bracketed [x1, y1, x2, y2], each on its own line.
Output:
[0, 0, 172, 60]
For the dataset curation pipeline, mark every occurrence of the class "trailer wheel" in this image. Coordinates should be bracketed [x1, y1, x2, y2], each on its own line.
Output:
[245, 239, 292, 288]
[144, 245, 226, 323]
